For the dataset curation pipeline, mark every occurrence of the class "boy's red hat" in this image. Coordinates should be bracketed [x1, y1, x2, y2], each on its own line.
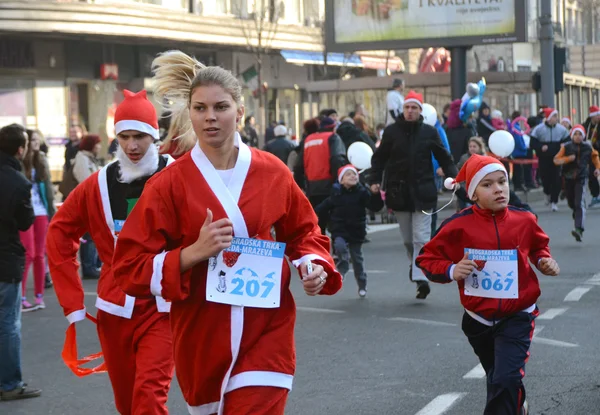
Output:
[444, 154, 507, 199]
[543, 107, 558, 121]
[590, 106, 600, 117]
[571, 124, 586, 138]
[114, 90, 159, 139]
[338, 164, 358, 183]
[404, 90, 423, 109]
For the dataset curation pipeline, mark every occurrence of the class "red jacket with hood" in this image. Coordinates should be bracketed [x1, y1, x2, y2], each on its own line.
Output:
[416, 204, 551, 321]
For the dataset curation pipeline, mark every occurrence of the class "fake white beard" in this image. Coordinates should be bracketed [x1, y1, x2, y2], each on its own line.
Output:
[116, 142, 159, 183]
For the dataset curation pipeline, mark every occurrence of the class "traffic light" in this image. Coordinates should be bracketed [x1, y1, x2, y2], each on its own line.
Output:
[532, 71, 541, 92]
[554, 46, 566, 93]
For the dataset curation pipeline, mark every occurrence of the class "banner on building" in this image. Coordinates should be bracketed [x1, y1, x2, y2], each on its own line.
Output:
[326, 0, 527, 52]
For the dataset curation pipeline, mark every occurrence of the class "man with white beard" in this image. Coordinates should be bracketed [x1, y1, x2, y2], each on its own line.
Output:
[46, 90, 175, 415]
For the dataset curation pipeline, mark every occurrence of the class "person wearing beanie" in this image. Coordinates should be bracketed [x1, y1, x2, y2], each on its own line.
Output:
[530, 107, 570, 211]
[47, 89, 175, 415]
[263, 124, 297, 165]
[315, 165, 382, 298]
[294, 116, 348, 232]
[417, 154, 559, 415]
[553, 124, 600, 241]
[583, 105, 600, 207]
[370, 90, 457, 300]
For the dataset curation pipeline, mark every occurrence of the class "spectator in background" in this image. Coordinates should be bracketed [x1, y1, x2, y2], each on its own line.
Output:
[445, 99, 471, 164]
[349, 103, 366, 120]
[319, 109, 338, 124]
[561, 117, 572, 131]
[584, 106, 600, 207]
[265, 120, 277, 143]
[0, 123, 41, 401]
[64, 125, 84, 171]
[442, 103, 451, 125]
[509, 111, 535, 192]
[288, 118, 320, 172]
[72, 134, 102, 279]
[354, 115, 379, 146]
[527, 106, 547, 130]
[20, 129, 55, 312]
[264, 124, 297, 165]
[242, 115, 259, 147]
[386, 78, 405, 126]
[530, 108, 570, 211]
[375, 123, 385, 147]
[336, 117, 375, 153]
[476, 102, 496, 145]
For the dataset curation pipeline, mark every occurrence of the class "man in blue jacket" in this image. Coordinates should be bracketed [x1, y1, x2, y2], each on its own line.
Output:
[0, 124, 41, 401]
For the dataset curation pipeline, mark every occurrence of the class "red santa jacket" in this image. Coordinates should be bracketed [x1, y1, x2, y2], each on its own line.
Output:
[112, 139, 342, 414]
[416, 204, 551, 322]
[47, 158, 171, 325]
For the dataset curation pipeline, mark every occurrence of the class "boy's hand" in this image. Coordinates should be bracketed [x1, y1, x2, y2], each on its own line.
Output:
[567, 155, 576, 163]
[538, 257, 559, 276]
[452, 252, 478, 281]
[594, 168, 600, 177]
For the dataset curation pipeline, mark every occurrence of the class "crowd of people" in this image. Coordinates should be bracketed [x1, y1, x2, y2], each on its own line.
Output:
[0, 60, 598, 415]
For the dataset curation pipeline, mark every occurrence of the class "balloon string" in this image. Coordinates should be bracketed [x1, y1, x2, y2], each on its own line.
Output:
[422, 185, 459, 216]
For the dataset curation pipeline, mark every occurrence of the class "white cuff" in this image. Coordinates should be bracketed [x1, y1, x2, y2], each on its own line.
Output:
[291, 254, 329, 268]
[66, 308, 87, 324]
[151, 251, 168, 297]
[449, 264, 457, 281]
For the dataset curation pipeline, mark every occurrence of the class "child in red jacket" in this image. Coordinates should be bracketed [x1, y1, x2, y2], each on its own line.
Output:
[416, 154, 559, 415]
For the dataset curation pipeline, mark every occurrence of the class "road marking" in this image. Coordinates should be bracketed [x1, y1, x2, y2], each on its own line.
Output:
[564, 286, 591, 302]
[532, 337, 579, 348]
[366, 224, 398, 234]
[533, 326, 544, 337]
[463, 363, 485, 379]
[296, 306, 345, 314]
[584, 273, 600, 285]
[387, 317, 457, 327]
[414, 393, 467, 415]
[84, 292, 96, 296]
[347, 270, 388, 274]
[537, 307, 568, 320]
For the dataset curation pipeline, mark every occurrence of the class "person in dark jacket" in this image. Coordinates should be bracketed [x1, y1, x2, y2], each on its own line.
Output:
[476, 102, 496, 145]
[530, 108, 570, 211]
[583, 106, 600, 207]
[0, 124, 42, 401]
[242, 115, 259, 147]
[316, 165, 378, 298]
[263, 124, 297, 165]
[445, 99, 472, 164]
[369, 91, 458, 300]
[294, 117, 347, 233]
[554, 124, 600, 241]
[336, 117, 376, 152]
[64, 125, 83, 170]
[509, 111, 534, 191]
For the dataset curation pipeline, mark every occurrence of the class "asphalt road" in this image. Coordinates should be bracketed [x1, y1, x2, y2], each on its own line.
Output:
[4, 199, 600, 415]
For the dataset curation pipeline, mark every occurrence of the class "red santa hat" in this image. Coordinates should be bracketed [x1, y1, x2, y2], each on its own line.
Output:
[114, 90, 159, 139]
[444, 154, 508, 199]
[590, 105, 600, 117]
[404, 90, 423, 109]
[561, 116, 572, 126]
[571, 124, 586, 138]
[337, 164, 358, 183]
[543, 107, 558, 121]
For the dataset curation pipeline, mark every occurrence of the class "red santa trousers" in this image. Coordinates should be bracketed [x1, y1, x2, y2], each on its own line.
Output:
[96, 298, 174, 415]
[215, 386, 288, 415]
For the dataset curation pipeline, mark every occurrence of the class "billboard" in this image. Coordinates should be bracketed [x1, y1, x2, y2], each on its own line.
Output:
[325, 0, 528, 52]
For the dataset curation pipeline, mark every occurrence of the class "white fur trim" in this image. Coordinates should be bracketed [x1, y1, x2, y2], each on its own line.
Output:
[155, 296, 171, 313]
[590, 111, 600, 117]
[66, 308, 87, 324]
[338, 166, 358, 183]
[97, 161, 119, 244]
[150, 251, 167, 297]
[187, 402, 219, 415]
[571, 126, 585, 138]
[95, 294, 135, 319]
[291, 254, 329, 268]
[404, 98, 423, 109]
[545, 110, 558, 120]
[226, 371, 294, 393]
[561, 117, 571, 125]
[467, 163, 508, 199]
[115, 120, 159, 139]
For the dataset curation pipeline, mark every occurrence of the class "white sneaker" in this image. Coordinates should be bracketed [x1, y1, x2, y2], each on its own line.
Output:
[358, 289, 367, 298]
[551, 203, 559, 212]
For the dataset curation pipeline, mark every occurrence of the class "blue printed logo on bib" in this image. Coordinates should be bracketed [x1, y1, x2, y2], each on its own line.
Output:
[114, 220, 126, 233]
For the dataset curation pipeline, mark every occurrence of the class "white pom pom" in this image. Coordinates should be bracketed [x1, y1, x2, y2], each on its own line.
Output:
[444, 177, 456, 190]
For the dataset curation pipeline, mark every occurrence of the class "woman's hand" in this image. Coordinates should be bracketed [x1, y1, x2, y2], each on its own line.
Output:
[300, 262, 327, 296]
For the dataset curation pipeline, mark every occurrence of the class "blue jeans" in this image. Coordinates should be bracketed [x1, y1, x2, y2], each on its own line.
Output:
[333, 237, 367, 289]
[0, 282, 23, 391]
[80, 232, 100, 275]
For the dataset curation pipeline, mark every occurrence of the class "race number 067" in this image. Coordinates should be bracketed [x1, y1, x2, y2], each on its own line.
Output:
[231, 278, 275, 298]
[481, 278, 514, 292]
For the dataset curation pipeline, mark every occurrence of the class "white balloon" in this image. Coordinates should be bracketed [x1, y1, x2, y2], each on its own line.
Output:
[488, 130, 515, 158]
[422, 103, 438, 126]
[347, 142, 374, 170]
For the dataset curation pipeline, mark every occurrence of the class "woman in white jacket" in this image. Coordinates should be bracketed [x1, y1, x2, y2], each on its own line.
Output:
[72, 134, 101, 183]
[71, 134, 102, 278]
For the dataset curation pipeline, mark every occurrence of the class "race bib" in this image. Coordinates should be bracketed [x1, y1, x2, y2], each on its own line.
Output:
[206, 237, 286, 308]
[463, 248, 518, 299]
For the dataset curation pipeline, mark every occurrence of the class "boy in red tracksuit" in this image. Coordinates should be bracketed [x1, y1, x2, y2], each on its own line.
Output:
[416, 154, 560, 415]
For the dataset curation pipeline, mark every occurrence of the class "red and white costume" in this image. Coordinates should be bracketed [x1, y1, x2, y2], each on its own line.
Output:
[112, 137, 343, 415]
[47, 90, 175, 415]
